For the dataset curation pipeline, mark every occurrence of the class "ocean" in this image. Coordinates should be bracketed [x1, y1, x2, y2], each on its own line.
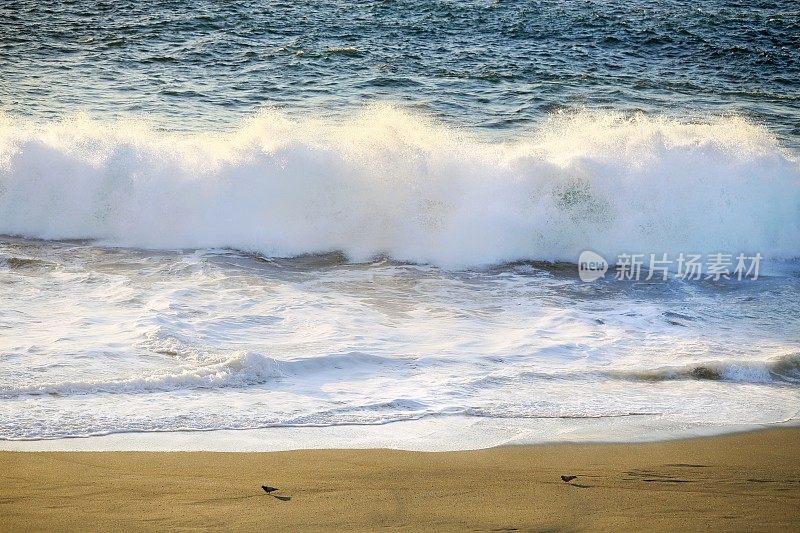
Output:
[0, 0, 798, 450]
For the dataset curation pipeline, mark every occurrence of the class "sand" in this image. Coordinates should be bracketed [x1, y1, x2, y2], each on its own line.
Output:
[2, 428, 799, 532]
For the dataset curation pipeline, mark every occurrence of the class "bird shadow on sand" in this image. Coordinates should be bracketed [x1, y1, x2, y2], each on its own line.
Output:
[192, 494, 261, 504]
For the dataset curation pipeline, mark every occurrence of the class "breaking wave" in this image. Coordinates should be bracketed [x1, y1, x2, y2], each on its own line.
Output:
[0, 351, 402, 398]
[4, 350, 798, 400]
[1, 107, 798, 267]
[610, 353, 800, 384]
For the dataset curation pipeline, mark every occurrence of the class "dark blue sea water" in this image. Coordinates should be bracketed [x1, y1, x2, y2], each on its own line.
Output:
[2, 0, 798, 142]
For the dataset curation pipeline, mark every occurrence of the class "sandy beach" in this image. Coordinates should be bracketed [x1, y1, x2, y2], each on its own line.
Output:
[2, 427, 799, 532]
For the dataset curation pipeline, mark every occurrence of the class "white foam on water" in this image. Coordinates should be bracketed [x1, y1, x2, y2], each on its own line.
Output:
[1, 108, 799, 449]
[1, 107, 798, 267]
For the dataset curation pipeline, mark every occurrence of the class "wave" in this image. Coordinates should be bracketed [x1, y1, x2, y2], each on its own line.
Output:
[608, 353, 800, 384]
[0, 352, 281, 397]
[5, 350, 798, 399]
[459, 353, 800, 388]
[1, 107, 799, 267]
[0, 351, 400, 398]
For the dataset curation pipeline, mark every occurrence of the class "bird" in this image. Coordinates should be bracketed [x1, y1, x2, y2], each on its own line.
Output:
[561, 475, 578, 483]
[262, 485, 278, 493]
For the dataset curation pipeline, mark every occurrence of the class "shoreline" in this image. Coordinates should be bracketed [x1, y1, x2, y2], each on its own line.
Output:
[3, 416, 795, 452]
[3, 427, 799, 531]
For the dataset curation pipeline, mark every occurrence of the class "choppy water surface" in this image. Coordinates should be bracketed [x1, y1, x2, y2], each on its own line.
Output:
[1, 0, 798, 142]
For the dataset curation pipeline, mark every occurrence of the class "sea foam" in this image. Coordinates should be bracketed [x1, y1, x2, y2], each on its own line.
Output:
[1, 108, 798, 267]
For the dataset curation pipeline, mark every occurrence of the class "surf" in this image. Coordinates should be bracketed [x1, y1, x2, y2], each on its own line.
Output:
[0, 107, 798, 267]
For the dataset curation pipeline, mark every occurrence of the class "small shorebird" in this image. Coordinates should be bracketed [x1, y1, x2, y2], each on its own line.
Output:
[262, 485, 278, 493]
[561, 475, 578, 483]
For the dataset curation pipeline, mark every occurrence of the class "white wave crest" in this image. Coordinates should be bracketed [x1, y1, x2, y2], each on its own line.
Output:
[1, 107, 798, 266]
[0, 352, 283, 397]
[0, 351, 401, 398]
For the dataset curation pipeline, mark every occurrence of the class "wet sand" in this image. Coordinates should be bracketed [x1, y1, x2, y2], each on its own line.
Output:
[2, 428, 799, 531]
